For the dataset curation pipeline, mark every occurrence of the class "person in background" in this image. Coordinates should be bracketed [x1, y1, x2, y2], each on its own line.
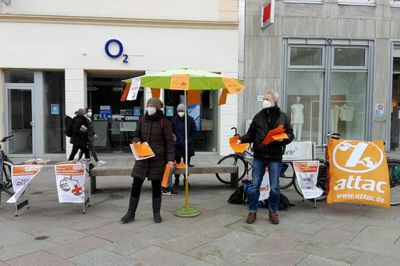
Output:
[121, 98, 174, 224]
[68, 108, 90, 161]
[78, 107, 106, 166]
[171, 103, 196, 188]
[238, 90, 294, 225]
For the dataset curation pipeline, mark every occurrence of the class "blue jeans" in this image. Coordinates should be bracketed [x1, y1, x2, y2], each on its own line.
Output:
[248, 159, 281, 213]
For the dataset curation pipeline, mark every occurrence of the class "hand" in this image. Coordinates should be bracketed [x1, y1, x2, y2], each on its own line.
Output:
[277, 139, 284, 142]
[236, 139, 241, 144]
[168, 161, 174, 166]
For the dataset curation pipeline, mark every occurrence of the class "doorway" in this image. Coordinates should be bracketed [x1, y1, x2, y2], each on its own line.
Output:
[390, 57, 400, 151]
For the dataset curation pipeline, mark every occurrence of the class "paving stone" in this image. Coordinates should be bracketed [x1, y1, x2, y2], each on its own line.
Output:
[246, 250, 308, 266]
[226, 219, 277, 237]
[309, 228, 359, 245]
[129, 245, 208, 266]
[297, 254, 350, 266]
[84, 222, 137, 242]
[310, 216, 367, 233]
[5, 250, 74, 266]
[0, 230, 33, 246]
[69, 249, 134, 266]
[352, 253, 400, 266]
[295, 240, 362, 264]
[0, 238, 56, 261]
[156, 232, 213, 253]
[181, 222, 232, 239]
[45, 236, 111, 258]
[103, 232, 161, 256]
[34, 227, 88, 244]
[134, 223, 184, 240]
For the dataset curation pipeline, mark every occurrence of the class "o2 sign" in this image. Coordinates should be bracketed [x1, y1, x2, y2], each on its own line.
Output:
[104, 39, 128, 63]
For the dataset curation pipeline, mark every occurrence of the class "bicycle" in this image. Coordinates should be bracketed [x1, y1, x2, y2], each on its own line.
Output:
[216, 127, 296, 186]
[0, 135, 15, 203]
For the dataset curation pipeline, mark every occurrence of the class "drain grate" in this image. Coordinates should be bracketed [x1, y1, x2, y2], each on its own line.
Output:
[34, 236, 49, 240]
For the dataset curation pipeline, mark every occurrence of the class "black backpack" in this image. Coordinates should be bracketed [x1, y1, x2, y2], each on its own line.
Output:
[259, 193, 295, 211]
[228, 185, 247, 204]
[64, 115, 74, 137]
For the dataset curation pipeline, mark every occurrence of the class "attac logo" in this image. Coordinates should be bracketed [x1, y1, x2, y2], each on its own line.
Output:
[332, 140, 384, 174]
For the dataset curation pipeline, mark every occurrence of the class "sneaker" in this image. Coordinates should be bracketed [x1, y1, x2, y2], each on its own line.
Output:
[162, 188, 177, 196]
[96, 160, 106, 166]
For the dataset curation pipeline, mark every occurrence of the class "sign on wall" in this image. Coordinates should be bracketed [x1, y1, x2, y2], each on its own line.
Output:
[261, 0, 275, 29]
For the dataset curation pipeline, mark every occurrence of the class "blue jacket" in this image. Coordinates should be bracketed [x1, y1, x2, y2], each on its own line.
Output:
[171, 114, 196, 158]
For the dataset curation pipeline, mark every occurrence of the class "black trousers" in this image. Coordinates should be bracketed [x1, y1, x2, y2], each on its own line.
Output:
[69, 145, 90, 160]
[78, 139, 99, 162]
[131, 177, 161, 199]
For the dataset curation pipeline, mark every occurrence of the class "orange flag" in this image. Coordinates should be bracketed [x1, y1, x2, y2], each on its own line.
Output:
[188, 90, 201, 105]
[218, 89, 229, 105]
[151, 88, 161, 98]
[120, 83, 130, 102]
[222, 77, 245, 94]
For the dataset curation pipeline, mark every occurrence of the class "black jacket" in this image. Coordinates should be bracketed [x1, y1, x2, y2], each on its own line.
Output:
[70, 115, 89, 147]
[171, 114, 196, 158]
[240, 107, 294, 162]
[131, 110, 175, 181]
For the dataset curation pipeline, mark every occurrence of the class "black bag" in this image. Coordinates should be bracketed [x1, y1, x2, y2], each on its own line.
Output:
[228, 185, 247, 204]
[279, 193, 295, 211]
[64, 115, 74, 137]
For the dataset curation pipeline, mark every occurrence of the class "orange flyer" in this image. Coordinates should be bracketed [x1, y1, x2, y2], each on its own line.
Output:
[262, 125, 289, 145]
[130, 142, 155, 160]
[162, 164, 173, 188]
[229, 135, 249, 153]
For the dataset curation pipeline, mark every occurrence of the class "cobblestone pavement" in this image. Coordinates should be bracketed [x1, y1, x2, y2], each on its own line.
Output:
[1, 155, 400, 265]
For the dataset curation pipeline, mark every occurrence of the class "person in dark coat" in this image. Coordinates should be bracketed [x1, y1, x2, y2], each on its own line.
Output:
[68, 108, 90, 160]
[171, 103, 196, 187]
[239, 90, 294, 225]
[121, 97, 175, 224]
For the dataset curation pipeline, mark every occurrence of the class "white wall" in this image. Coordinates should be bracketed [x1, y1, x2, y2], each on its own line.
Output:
[0, 0, 238, 22]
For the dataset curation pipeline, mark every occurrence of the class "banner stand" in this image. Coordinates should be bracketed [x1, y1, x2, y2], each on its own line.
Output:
[13, 185, 30, 216]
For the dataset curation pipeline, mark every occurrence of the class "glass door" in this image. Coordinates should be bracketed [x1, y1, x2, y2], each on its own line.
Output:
[6, 84, 34, 156]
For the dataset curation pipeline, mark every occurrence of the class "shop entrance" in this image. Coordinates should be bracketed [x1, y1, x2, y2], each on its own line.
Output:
[390, 57, 400, 151]
[87, 71, 144, 154]
[163, 89, 218, 152]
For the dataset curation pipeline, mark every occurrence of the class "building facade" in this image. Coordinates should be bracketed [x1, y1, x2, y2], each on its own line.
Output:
[240, 0, 400, 151]
[0, 0, 240, 159]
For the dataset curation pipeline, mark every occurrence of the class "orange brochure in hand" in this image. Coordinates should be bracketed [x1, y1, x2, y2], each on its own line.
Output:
[229, 135, 249, 153]
[262, 125, 289, 145]
[130, 142, 155, 160]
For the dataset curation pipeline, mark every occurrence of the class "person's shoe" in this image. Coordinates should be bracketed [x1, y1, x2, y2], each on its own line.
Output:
[269, 211, 279, 225]
[121, 197, 139, 224]
[162, 188, 177, 196]
[153, 198, 162, 223]
[246, 212, 257, 224]
[96, 160, 106, 166]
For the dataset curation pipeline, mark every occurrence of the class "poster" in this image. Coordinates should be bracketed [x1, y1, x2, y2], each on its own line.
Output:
[166, 105, 174, 117]
[7, 165, 43, 204]
[55, 164, 86, 203]
[293, 161, 323, 199]
[51, 104, 59, 115]
[126, 78, 141, 101]
[327, 139, 390, 208]
[133, 107, 141, 117]
[187, 104, 201, 131]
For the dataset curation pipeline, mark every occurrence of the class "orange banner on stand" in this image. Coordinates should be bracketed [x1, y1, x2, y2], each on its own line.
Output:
[170, 74, 189, 90]
[120, 83, 130, 102]
[188, 90, 201, 105]
[222, 77, 245, 94]
[218, 89, 229, 105]
[327, 139, 390, 208]
[151, 88, 161, 99]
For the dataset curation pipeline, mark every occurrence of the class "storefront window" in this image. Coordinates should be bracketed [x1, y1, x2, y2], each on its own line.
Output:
[334, 48, 366, 67]
[43, 72, 65, 153]
[5, 71, 34, 83]
[290, 47, 323, 66]
[287, 71, 324, 144]
[330, 72, 367, 140]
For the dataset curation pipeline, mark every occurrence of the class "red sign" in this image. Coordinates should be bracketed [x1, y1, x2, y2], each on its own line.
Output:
[261, 0, 275, 29]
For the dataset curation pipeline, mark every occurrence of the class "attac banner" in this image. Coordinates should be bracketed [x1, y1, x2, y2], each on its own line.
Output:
[327, 139, 390, 208]
[7, 165, 43, 204]
[55, 164, 86, 203]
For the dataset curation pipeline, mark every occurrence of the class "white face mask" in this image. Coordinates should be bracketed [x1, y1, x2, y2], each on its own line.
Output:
[178, 111, 185, 117]
[262, 100, 273, 109]
[147, 107, 157, 115]
[87, 112, 92, 117]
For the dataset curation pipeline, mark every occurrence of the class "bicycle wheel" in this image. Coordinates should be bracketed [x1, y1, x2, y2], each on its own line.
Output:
[216, 154, 247, 184]
[293, 173, 327, 202]
[388, 159, 400, 206]
[280, 163, 294, 189]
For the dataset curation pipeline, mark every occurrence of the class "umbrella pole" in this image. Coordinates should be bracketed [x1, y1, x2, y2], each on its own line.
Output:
[175, 90, 200, 218]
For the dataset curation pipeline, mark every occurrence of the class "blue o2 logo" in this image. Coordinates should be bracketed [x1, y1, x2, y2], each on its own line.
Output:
[104, 39, 128, 63]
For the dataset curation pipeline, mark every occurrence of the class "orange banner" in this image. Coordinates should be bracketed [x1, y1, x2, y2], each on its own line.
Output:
[327, 139, 390, 208]
[188, 90, 201, 105]
[55, 164, 86, 175]
[151, 88, 161, 98]
[120, 83, 130, 102]
[218, 88, 228, 105]
[222, 77, 245, 94]
[170, 74, 189, 90]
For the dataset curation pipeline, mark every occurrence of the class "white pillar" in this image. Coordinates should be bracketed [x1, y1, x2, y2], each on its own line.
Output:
[65, 68, 87, 158]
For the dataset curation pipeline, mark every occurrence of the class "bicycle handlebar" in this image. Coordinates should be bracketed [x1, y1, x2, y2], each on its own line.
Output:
[327, 132, 340, 139]
[231, 127, 238, 135]
[0, 135, 14, 143]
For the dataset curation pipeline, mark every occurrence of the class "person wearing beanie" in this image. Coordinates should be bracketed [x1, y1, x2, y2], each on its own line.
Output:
[68, 108, 90, 161]
[170, 103, 196, 188]
[121, 97, 175, 224]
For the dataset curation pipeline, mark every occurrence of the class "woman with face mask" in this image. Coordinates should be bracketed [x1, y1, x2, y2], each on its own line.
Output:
[121, 97, 175, 224]
[169, 103, 196, 189]
[239, 90, 294, 225]
[78, 107, 106, 166]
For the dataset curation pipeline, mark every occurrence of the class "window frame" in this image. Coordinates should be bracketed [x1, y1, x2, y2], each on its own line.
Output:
[337, 0, 376, 6]
[332, 47, 368, 70]
[288, 46, 325, 69]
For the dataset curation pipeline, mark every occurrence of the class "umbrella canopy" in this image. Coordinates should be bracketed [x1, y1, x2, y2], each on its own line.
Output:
[122, 67, 244, 92]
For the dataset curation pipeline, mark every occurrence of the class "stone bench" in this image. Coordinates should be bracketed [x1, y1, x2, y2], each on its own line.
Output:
[89, 165, 239, 193]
